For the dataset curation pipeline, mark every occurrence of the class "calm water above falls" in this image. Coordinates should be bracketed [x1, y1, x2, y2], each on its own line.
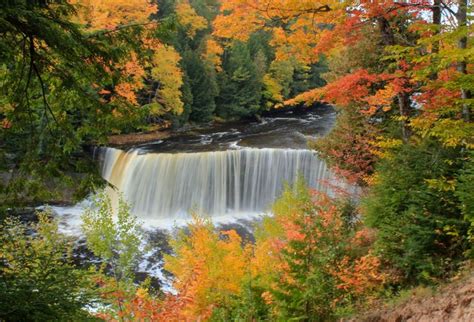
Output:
[137, 104, 336, 153]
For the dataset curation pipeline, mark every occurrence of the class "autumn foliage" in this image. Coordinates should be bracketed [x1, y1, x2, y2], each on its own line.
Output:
[1, 0, 472, 320]
[138, 181, 388, 321]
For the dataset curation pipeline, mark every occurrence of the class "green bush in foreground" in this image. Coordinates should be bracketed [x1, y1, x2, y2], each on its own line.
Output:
[364, 140, 471, 284]
[0, 211, 98, 321]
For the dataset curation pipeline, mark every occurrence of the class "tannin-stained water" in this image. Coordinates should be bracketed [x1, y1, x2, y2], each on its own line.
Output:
[101, 147, 331, 220]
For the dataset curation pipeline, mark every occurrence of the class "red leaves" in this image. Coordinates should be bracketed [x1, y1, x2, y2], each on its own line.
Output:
[1, 118, 12, 129]
[333, 252, 388, 296]
[320, 70, 390, 108]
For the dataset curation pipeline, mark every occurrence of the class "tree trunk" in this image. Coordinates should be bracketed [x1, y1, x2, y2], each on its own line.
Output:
[377, 16, 412, 141]
[398, 92, 412, 142]
[432, 0, 441, 54]
[457, 0, 471, 122]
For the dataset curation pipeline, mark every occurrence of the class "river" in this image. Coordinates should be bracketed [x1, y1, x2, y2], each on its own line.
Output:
[49, 104, 342, 290]
[53, 104, 339, 231]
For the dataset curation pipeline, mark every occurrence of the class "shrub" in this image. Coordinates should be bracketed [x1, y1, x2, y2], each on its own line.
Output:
[0, 211, 97, 321]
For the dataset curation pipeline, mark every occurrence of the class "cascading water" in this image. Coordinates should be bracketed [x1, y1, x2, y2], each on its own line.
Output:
[101, 147, 332, 220]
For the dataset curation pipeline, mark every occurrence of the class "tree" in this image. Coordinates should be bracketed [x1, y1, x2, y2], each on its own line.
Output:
[363, 140, 470, 283]
[311, 107, 380, 186]
[0, 0, 127, 210]
[181, 50, 218, 122]
[81, 191, 143, 319]
[253, 179, 387, 321]
[216, 41, 262, 119]
[455, 151, 474, 256]
[212, 0, 344, 64]
[164, 214, 252, 320]
[0, 211, 97, 321]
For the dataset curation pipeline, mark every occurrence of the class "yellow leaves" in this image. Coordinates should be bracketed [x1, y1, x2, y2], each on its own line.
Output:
[371, 137, 403, 159]
[203, 38, 224, 70]
[72, 0, 157, 30]
[176, 0, 207, 38]
[425, 177, 457, 192]
[284, 88, 324, 106]
[410, 116, 474, 149]
[263, 74, 284, 105]
[164, 215, 251, 319]
[150, 45, 184, 115]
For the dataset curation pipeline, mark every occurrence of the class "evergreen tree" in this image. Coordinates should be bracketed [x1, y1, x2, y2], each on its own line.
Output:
[289, 63, 311, 98]
[364, 140, 470, 283]
[455, 151, 474, 257]
[271, 182, 346, 321]
[216, 41, 262, 119]
[307, 57, 328, 89]
[181, 50, 218, 122]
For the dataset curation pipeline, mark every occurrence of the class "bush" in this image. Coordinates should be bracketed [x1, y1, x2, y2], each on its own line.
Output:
[0, 211, 97, 321]
[311, 108, 379, 186]
[363, 139, 471, 284]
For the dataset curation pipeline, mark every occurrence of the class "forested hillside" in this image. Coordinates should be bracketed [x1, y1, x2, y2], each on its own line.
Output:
[1, 0, 329, 209]
[0, 0, 473, 321]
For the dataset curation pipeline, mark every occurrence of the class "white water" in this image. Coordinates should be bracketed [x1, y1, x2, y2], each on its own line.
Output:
[101, 147, 332, 222]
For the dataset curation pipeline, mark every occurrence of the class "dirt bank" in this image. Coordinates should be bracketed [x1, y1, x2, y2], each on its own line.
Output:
[356, 270, 474, 322]
[107, 128, 171, 146]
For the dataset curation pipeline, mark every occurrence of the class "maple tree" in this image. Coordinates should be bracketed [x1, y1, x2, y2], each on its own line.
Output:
[73, 0, 186, 117]
[164, 214, 252, 320]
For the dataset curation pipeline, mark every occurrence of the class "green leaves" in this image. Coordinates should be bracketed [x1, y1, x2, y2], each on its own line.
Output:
[363, 140, 471, 284]
[81, 191, 142, 282]
[0, 210, 97, 321]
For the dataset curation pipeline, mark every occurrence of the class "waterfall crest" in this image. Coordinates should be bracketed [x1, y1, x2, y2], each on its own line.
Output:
[101, 147, 332, 220]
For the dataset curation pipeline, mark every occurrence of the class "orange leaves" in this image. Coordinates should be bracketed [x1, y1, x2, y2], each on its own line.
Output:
[203, 38, 224, 70]
[212, 0, 262, 41]
[115, 83, 139, 105]
[322, 69, 383, 107]
[158, 184, 389, 319]
[164, 215, 251, 319]
[1, 118, 12, 129]
[363, 83, 397, 115]
[72, 0, 157, 30]
[93, 275, 179, 321]
[176, 0, 208, 38]
[113, 53, 146, 105]
[333, 252, 388, 296]
[213, 0, 345, 64]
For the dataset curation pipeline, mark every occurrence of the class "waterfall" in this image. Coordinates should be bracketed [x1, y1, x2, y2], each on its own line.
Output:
[101, 147, 332, 220]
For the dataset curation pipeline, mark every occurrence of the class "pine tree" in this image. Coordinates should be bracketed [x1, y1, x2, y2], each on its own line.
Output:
[271, 181, 346, 322]
[216, 41, 262, 119]
[181, 50, 218, 122]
